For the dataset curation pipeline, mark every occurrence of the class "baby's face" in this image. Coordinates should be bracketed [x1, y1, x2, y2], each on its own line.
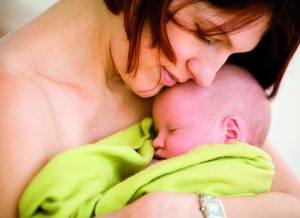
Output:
[152, 85, 221, 159]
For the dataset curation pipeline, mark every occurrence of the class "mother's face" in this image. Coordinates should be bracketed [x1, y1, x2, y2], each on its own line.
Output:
[111, 1, 270, 98]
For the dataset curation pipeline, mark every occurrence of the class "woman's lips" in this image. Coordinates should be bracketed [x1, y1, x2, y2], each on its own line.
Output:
[161, 66, 177, 87]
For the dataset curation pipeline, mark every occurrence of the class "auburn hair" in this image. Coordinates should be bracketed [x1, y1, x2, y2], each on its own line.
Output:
[103, 0, 300, 98]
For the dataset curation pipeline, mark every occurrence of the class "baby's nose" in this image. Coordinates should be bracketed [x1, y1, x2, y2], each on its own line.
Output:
[152, 136, 164, 149]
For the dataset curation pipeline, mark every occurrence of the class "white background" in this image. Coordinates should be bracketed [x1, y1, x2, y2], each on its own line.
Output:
[1, 0, 299, 178]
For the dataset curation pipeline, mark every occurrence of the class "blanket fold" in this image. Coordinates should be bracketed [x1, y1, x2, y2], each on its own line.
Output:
[19, 118, 274, 218]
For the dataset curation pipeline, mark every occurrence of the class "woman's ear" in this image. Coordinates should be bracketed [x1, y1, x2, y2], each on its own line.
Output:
[221, 116, 241, 144]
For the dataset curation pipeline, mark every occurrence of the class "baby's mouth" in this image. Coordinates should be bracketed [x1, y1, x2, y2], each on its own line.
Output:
[154, 149, 165, 160]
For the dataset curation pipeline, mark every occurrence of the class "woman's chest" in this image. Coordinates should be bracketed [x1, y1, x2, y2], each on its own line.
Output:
[45, 83, 153, 149]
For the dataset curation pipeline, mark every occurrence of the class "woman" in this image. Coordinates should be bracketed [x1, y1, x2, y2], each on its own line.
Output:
[0, 0, 299, 217]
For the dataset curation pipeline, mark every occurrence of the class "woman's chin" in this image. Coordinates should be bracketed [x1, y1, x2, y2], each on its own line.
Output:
[134, 87, 162, 98]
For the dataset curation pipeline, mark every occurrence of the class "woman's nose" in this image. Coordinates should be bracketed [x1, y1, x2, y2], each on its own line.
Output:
[186, 53, 230, 87]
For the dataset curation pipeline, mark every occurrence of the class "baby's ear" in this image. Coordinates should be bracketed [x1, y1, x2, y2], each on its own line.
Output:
[221, 116, 241, 144]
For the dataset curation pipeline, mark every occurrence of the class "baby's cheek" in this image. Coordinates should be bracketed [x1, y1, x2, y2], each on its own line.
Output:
[166, 138, 189, 157]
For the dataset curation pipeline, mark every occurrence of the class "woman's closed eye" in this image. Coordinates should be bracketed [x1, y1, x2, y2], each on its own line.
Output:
[198, 36, 214, 45]
[196, 32, 214, 45]
[195, 24, 216, 45]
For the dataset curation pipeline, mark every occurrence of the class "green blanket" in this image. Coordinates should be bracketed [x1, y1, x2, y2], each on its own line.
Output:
[19, 118, 274, 218]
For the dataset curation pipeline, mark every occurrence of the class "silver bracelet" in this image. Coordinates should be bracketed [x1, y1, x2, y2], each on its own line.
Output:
[198, 194, 227, 218]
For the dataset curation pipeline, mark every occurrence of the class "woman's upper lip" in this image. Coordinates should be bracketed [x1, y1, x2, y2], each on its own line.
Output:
[163, 66, 179, 82]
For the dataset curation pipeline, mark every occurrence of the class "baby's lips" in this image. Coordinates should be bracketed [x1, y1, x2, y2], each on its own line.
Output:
[154, 149, 165, 160]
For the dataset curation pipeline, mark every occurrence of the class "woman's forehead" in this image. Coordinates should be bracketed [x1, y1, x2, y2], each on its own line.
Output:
[171, 1, 270, 52]
[171, 1, 270, 31]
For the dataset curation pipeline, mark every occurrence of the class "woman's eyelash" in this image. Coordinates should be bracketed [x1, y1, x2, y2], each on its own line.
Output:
[195, 24, 214, 45]
[198, 35, 213, 45]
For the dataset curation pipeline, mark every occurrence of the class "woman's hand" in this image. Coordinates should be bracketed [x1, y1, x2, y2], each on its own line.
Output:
[95, 192, 204, 218]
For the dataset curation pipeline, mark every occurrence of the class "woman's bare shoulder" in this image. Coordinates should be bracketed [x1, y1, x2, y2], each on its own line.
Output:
[0, 68, 61, 216]
[0, 62, 60, 141]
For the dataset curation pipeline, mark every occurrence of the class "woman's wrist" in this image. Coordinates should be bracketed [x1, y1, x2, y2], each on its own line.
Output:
[197, 194, 227, 218]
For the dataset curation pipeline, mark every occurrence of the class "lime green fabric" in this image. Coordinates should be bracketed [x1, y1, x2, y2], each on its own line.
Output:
[19, 117, 274, 218]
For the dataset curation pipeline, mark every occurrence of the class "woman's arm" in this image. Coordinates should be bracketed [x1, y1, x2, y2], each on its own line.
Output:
[96, 192, 204, 218]
[0, 73, 61, 217]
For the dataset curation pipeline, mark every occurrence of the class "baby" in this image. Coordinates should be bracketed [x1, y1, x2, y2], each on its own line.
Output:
[152, 63, 271, 159]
